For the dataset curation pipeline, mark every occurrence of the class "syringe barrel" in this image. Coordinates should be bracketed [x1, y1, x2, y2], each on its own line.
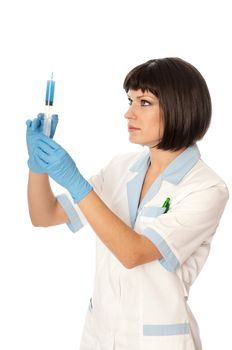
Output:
[45, 79, 55, 106]
[43, 74, 55, 136]
[43, 113, 52, 137]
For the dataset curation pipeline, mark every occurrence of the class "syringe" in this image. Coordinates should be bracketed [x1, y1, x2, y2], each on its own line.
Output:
[43, 73, 55, 136]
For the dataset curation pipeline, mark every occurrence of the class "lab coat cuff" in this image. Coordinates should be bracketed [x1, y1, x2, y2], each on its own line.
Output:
[142, 227, 180, 272]
[57, 193, 85, 233]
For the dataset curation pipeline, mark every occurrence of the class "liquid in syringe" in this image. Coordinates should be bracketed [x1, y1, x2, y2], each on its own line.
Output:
[43, 73, 55, 136]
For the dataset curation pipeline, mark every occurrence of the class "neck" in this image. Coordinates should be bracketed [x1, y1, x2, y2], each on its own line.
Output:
[148, 146, 186, 174]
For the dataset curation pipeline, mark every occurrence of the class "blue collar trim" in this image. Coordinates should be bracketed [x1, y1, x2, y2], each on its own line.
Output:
[129, 145, 200, 182]
[160, 144, 201, 185]
[127, 145, 201, 227]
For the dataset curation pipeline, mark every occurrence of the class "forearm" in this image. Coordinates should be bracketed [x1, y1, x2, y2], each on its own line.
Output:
[29, 135, 161, 265]
[78, 190, 161, 268]
[27, 171, 66, 226]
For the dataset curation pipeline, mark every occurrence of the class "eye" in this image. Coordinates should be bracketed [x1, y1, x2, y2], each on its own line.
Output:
[141, 99, 151, 106]
[128, 97, 132, 105]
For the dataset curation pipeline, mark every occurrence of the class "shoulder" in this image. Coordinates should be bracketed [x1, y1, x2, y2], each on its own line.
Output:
[189, 159, 228, 187]
[180, 158, 229, 203]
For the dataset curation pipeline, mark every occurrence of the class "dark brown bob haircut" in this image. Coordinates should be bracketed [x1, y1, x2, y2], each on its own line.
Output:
[123, 57, 212, 151]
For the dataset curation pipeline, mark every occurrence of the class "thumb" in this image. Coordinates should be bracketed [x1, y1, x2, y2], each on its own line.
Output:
[50, 114, 59, 138]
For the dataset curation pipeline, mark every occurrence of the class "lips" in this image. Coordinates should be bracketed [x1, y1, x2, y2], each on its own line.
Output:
[128, 125, 140, 131]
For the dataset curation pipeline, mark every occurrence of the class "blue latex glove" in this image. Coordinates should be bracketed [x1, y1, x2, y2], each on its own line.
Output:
[26, 113, 58, 173]
[34, 136, 93, 203]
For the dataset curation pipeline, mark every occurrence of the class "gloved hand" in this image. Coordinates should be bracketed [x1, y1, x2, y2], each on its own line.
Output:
[34, 135, 93, 203]
[26, 113, 58, 173]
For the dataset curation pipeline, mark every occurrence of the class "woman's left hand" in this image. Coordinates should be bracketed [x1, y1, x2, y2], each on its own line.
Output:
[26, 113, 58, 173]
[34, 135, 93, 203]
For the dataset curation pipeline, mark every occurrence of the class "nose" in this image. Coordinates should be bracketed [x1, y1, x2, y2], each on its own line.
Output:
[124, 106, 136, 120]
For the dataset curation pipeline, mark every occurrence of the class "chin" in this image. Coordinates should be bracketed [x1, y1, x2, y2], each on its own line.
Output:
[129, 137, 143, 146]
[129, 136, 158, 148]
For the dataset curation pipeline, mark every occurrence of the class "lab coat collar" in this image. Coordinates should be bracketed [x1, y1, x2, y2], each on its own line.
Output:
[127, 144, 201, 227]
[158, 144, 201, 185]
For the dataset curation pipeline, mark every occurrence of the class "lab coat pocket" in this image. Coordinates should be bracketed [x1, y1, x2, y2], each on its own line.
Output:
[135, 205, 166, 232]
[139, 205, 166, 218]
[141, 332, 196, 350]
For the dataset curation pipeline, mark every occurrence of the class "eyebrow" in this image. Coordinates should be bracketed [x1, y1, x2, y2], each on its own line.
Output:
[127, 94, 155, 100]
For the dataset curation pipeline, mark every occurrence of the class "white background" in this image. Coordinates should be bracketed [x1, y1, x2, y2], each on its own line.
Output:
[0, 0, 231, 349]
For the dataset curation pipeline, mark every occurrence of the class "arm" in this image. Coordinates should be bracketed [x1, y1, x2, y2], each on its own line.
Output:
[78, 190, 161, 269]
[34, 136, 161, 268]
[26, 115, 67, 227]
[27, 171, 68, 227]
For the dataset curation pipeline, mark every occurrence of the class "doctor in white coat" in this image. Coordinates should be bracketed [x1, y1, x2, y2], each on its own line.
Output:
[26, 57, 229, 350]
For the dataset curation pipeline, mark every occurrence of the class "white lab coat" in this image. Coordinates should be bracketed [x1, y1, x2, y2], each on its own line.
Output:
[57, 144, 229, 350]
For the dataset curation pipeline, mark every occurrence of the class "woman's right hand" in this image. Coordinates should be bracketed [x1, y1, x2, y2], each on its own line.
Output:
[26, 113, 58, 173]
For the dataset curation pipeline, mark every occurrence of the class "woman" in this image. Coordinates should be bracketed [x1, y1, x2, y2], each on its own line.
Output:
[26, 57, 229, 350]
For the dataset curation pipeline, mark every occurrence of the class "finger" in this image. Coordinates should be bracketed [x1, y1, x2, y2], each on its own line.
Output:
[52, 114, 58, 123]
[34, 152, 49, 168]
[26, 119, 32, 127]
[50, 114, 58, 138]
[35, 147, 51, 163]
[38, 134, 60, 150]
[31, 117, 42, 131]
[37, 139, 56, 156]
[37, 113, 45, 130]
[37, 113, 45, 120]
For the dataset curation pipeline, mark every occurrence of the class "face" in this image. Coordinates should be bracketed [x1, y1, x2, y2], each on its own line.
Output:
[124, 89, 164, 148]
